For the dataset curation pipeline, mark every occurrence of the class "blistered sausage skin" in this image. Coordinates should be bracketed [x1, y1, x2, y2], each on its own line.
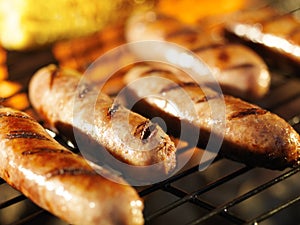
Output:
[125, 12, 271, 100]
[0, 107, 144, 225]
[124, 65, 300, 170]
[29, 64, 176, 177]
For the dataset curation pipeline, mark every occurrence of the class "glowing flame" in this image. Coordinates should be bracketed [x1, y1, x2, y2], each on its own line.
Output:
[2, 93, 29, 110]
[156, 0, 248, 24]
[0, 81, 22, 98]
[0, 47, 7, 80]
[0, 67, 7, 81]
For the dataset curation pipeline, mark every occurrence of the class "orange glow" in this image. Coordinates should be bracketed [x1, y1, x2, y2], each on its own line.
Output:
[53, 23, 126, 73]
[0, 49, 5, 63]
[0, 47, 7, 80]
[3, 93, 29, 110]
[0, 80, 22, 98]
[0, 66, 7, 80]
[156, 0, 248, 24]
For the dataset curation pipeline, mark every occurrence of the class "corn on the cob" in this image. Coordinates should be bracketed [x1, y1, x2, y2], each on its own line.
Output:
[0, 0, 130, 50]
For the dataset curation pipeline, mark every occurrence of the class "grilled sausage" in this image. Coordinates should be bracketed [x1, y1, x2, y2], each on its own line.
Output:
[125, 12, 271, 100]
[124, 65, 300, 170]
[0, 107, 144, 225]
[225, 6, 300, 69]
[29, 64, 176, 179]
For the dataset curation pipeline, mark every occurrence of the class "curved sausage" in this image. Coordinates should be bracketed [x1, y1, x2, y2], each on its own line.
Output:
[225, 7, 300, 68]
[124, 64, 300, 170]
[125, 12, 271, 100]
[29, 64, 177, 180]
[0, 107, 144, 225]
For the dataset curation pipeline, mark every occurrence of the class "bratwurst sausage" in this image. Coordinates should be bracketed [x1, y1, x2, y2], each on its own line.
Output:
[0, 107, 144, 225]
[125, 12, 270, 100]
[124, 64, 300, 170]
[29, 65, 176, 178]
[225, 6, 300, 68]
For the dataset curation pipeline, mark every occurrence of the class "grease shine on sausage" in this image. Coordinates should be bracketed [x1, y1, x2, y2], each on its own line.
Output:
[29, 65, 176, 177]
[225, 7, 300, 67]
[0, 107, 144, 225]
[124, 65, 300, 170]
[125, 12, 271, 100]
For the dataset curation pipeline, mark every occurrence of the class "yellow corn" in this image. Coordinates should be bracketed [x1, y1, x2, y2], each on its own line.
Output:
[0, 0, 131, 50]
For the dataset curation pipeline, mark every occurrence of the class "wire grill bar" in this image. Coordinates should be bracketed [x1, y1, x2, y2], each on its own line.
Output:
[161, 185, 246, 224]
[1, 3, 300, 224]
[0, 68, 300, 225]
[0, 73, 299, 225]
[139, 159, 218, 197]
[1, 163, 300, 224]
[144, 166, 251, 222]
[245, 195, 300, 225]
[9, 210, 45, 225]
[186, 165, 300, 225]
[0, 195, 27, 209]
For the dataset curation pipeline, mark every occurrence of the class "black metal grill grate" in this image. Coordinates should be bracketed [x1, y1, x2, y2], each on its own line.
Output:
[0, 49, 300, 225]
[1, 3, 300, 223]
[139, 70, 300, 225]
[141, 164, 300, 225]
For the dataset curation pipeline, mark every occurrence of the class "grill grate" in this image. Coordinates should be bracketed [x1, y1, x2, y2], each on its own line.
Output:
[2, 62, 299, 224]
[1, 6, 300, 225]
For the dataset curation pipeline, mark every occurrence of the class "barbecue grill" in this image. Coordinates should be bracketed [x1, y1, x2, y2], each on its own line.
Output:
[1, 2, 300, 225]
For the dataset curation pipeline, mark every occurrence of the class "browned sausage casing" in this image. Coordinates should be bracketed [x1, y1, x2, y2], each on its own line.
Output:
[225, 7, 300, 68]
[124, 65, 300, 170]
[29, 65, 176, 178]
[0, 107, 144, 225]
[125, 12, 271, 100]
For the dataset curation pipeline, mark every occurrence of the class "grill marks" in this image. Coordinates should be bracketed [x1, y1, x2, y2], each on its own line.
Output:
[194, 45, 257, 71]
[160, 82, 198, 93]
[194, 94, 220, 103]
[163, 21, 260, 71]
[166, 26, 226, 54]
[159, 81, 221, 103]
[229, 107, 267, 119]
[18, 140, 97, 179]
[21, 146, 97, 179]
[107, 103, 120, 118]
[0, 112, 34, 121]
[22, 148, 71, 155]
[141, 68, 222, 103]
[166, 26, 199, 43]
[224, 63, 255, 71]
[140, 68, 208, 95]
[6, 130, 50, 141]
[46, 168, 97, 178]
[141, 68, 174, 77]
[0, 112, 51, 141]
[134, 121, 158, 143]
[49, 67, 60, 89]
[166, 27, 198, 39]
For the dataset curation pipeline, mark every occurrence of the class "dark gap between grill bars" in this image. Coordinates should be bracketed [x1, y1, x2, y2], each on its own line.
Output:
[185, 165, 300, 225]
[1, 69, 300, 225]
[1, 4, 300, 224]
